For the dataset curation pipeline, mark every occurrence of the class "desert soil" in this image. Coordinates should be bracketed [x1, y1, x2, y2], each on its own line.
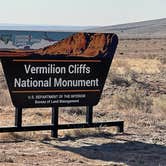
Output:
[0, 38, 166, 166]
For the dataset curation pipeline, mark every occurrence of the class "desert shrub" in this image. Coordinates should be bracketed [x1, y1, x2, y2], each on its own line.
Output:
[0, 152, 14, 163]
[113, 88, 153, 113]
[0, 90, 12, 106]
[110, 74, 130, 87]
[158, 56, 166, 64]
[124, 69, 138, 82]
[153, 95, 166, 114]
[109, 69, 128, 87]
[62, 107, 86, 116]
[0, 77, 8, 90]
[109, 69, 138, 87]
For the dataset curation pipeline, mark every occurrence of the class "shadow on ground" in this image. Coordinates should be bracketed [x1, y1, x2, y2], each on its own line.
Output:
[41, 135, 166, 166]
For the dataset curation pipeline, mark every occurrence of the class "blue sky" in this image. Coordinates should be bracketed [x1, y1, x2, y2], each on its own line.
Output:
[0, 0, 165, 26]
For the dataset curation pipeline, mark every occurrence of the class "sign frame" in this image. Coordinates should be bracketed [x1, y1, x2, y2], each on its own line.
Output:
[0, 30, 124, 137]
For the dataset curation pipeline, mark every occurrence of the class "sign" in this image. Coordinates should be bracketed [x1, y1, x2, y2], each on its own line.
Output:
[0, 31, 118, 108]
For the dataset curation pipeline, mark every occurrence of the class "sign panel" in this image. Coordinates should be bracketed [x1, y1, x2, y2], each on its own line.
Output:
[0, 31, 118, 108]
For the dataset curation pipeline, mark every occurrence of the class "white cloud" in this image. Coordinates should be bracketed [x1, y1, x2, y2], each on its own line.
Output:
[0, 39, 57, 50]
[0, 40, 18, 49]
[31, 39, 57, 49]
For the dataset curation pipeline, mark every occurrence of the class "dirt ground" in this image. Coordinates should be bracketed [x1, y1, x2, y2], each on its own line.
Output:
[0, 107, 165, 166]
[0, 38, 166, 166]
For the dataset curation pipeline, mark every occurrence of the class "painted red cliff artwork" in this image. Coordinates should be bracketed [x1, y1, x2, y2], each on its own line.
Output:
[0, 32, 117, 58]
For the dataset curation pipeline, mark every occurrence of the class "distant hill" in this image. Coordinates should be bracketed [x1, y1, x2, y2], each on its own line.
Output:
[1, 18, 166, 38]
[0, 24, 96, 32]
[87, 18, 166, 38]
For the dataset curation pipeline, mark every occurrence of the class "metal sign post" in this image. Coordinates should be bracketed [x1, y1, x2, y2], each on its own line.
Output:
[0, 106, 124, 138]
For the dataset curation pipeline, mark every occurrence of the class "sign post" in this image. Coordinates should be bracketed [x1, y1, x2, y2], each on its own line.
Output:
[0, 30, 124, 137]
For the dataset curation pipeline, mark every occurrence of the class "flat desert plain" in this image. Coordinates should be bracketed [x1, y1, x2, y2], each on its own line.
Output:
[0, 20, 166, 166]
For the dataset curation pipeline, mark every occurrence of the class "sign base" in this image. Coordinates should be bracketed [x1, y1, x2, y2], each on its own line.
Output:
[0, 106, 124, 138]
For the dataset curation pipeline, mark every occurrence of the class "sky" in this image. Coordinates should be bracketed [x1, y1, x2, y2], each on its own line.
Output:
[0, 0, 166, 26]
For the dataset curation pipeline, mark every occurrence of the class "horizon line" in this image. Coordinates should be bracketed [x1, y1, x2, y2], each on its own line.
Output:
[0, 17, 165, 28]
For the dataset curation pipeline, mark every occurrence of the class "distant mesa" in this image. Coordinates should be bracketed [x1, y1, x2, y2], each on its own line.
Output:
[0, 33, 116, 58]
[88, 18, 166, 39]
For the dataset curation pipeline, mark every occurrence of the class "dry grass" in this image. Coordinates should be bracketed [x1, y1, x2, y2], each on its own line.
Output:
[112, 57, 162, 74]
[63, 128, 112, 139]
[153, 95, 166, 115]
[112, 88, 153, 113]
[0, 38, 166, 165]
[116, 38, 166, 59]
[0, 90, 12, 107]
[0, 151, 14, 163]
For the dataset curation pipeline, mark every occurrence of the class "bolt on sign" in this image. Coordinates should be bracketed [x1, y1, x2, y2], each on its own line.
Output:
[0, 31, 118, 108]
